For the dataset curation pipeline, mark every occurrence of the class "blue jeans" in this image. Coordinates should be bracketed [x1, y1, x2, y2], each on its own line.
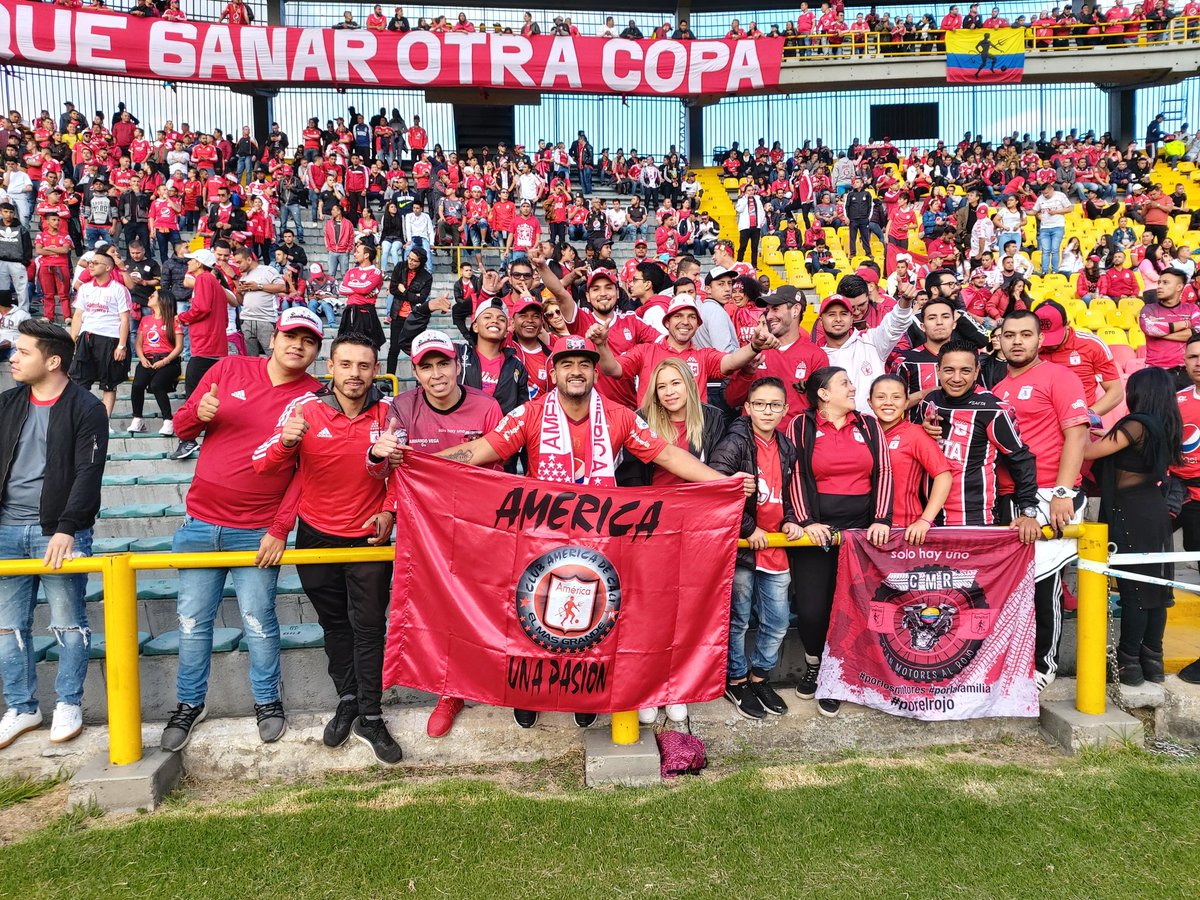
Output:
[381, 239, 403, 271]
[236, 156, 254, 184]
[279, 203, 304, 240]
[580, 166, 593, 194]
[326, 251, 349, 281]
[0, 525, 93, 714]
[728, 566, 791, 680]
[172, 516, 282, 706]
[307, 298, 336, 325]
[1038, 225, 1065, 275]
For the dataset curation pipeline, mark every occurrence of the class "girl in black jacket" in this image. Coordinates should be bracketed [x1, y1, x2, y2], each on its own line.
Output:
[710, 376, 804, 721]
[787, 366, 893, 719]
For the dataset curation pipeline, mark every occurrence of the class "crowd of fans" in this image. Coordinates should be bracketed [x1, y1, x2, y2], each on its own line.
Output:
[6, 84, 1200, 760]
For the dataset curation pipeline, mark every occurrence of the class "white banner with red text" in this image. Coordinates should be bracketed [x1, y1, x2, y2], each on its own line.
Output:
[0, 2, 785, 97]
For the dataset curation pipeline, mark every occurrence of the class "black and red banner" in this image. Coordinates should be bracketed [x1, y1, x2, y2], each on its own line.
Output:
[819, 529, 1039, 720]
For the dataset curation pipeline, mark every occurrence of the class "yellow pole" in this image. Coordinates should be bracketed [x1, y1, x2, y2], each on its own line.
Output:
[103, 554, 143, 765]
[1075, 522, 1109, 715]
[611, 710, 640, 745]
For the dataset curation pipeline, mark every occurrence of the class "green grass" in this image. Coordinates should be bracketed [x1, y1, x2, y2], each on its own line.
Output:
[0, 771, 64, 811]
[2, 749, 1199, 899]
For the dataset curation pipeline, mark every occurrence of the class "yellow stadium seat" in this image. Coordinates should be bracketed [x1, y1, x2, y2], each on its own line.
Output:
[1089, 297, 1116, 317]
[765, 248, 785, 265]
[1054, 286, 1077, 305]
[723, 178, 738, 191]
[1063, 298, 1087, 322]
[813, 272, 837, 298]
[1097, 326, 1129, 346]
[793, 273, 814, 290]
[762, 235, 780, 252]
[1128, 326, 1146, 350]
[1107, 308, 1137, 331]
[1077, 307, 1109, 331]
[1042, 273, 1068, 292]
[1118, 297, 1145, 318]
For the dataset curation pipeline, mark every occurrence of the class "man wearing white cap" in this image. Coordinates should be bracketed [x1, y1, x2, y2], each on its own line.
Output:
[171, 248, 235, 460]
[593, 294, 779, 405]
[161, 307, 324, 754]
[370, 329, 503, 739]
[459, 297, 528, 415]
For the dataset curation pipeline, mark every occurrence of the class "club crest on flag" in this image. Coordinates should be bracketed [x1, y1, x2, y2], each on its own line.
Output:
[515, 546, 621, 653]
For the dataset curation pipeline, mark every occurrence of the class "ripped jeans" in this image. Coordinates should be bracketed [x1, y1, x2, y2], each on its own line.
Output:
[172, 516, 282, 706]
[0, 525, 93, 714]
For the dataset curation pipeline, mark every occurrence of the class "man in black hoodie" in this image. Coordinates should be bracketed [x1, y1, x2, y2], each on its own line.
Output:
[0, 321, 107, 750]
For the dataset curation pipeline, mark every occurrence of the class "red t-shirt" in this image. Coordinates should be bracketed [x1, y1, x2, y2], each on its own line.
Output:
[139, 314, 181, 357]
[1173, 387, 1200, 502]
[483, 393, 668, 482]
[509, 340, 551, 399]
[567, 307, 660, 408]
[724, 339, 828, 426]
[652, 420, 690, 487]
[617, 340, 726, 404]
[994, 361, 1089, 489]
[809, 411, 876, 495]
[753, 433, 789, 573]
[1039, 330, 1118, 406]
[477, 351, 504, 396]
[883, 420, 951, 527]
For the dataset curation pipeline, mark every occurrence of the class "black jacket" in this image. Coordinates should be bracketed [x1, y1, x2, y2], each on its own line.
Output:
[844, 189, 873, 223]
[709, 417, 799, 570]
[161, 256, 193, 304]
[617, 403, 727, 487]
[0, 380, 108, 536]
[457, 344, 528, 415]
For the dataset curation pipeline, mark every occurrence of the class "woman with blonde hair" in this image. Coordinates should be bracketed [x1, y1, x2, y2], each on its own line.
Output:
[541, 300, 570, 337]
[618, 357, 726, 726]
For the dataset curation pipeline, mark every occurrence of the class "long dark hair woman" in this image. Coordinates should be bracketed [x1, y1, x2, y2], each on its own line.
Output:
[787, 366, 892, 718]
[1084, 365, 1184, 686]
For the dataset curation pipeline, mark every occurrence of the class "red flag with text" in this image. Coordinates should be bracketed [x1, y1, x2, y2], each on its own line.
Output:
[818, 529, 1039, 720]
[382, 453, 743, 712]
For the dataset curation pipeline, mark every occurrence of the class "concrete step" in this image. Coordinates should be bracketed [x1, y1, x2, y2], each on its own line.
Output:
[1166, 589, 1200, 674]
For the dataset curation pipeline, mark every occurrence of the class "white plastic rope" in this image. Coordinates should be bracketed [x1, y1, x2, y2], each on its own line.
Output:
[1076, 558, 1200, 594]
[1106, 550, 1200, 566]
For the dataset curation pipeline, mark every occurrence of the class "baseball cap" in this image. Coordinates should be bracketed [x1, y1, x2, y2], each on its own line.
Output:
[510, 295, 543, 316]
[663, 295, 703, 325]
[819, 294, 851, 314]
[854, 266, 879, 285]
[756, 285, 800, 308]
[705, 265, 736, 285]
[895, 253, 912, 264]
[277, 307, 324, 337]
[587, 268, 618, 288]
[550, 335, 600, 364]
[186, 248, 217, 268]
[633, 239, 647, 248]
[471, 297, 509, 324]
[1087, 254, 1101, 263]
[308, 262, 324, 275]
[410, 329, 457, 365]
[1035, 300, 1069, 347]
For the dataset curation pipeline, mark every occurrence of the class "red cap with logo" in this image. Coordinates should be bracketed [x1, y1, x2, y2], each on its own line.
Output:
[550, 335, 600, 364]
[1035, 300, 1069, 347]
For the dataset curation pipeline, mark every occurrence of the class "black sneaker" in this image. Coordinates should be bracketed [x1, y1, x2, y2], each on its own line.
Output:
[573, 713, 597, 728]
[749, 680, 788, 716]
[160, 702, 206, 752]
[352, 716, 403, 764]
[323, 697, 358, 748]
[255, 700, 287, 743]
[724, 682, 767, 720]
[795, 659, 821, 699]
[171, 440, 199, 460]
[513, 708, 539, 729]
[818, 698, 841, 718]
[1179, 658, 1200, 684]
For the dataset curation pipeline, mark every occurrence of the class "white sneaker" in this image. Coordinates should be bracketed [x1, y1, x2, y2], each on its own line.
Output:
[638, 707, 659, 724]
[158, 419, 175, 436]
[127, 417, 146, 433]
[49, 703, 83, 743]
[0, 707, 43, 749]
[1036, 671, 1056, 693]
[664, 704, 689, 723]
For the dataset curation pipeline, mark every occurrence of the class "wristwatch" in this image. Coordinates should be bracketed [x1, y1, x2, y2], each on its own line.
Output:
[1018, 506, 1039, 520]
[1050, 486, 1078, 500]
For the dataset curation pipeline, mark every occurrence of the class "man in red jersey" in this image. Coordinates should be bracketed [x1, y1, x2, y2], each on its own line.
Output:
[724, 287, 828, 426]
[160, 307, 323, 754]
[594, 295, 778, 405]
[993, 309, 1089, 691]
[253, 334, 402, 765]
[1034, 301, 1123, 424]
[370, 329, 502, 738]
[381, 335, 751, 729]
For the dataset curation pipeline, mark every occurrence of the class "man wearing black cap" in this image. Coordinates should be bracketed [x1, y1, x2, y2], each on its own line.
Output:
[389, 334, 747, 729]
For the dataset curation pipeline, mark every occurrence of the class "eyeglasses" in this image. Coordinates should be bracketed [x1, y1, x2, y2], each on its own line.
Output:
[511, 270, 533, 279]
[749, 400, 786, 413]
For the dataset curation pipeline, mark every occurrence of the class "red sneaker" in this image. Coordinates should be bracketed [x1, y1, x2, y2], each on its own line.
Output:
[426, 696, 465, 738]
[1062, 581, 1078, 613]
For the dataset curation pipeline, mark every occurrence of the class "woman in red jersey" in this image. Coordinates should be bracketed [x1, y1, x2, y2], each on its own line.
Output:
[868, 374, 952, 545]
[787, 366, 892, 718]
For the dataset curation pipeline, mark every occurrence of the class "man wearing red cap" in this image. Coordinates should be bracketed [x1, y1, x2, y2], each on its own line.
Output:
[593, 295, 778, 405]
[370, 329, 502, 738]
[1035, 300, 1123, 422]
[506, 295, 552, 398]
[387, 334, 748, 729]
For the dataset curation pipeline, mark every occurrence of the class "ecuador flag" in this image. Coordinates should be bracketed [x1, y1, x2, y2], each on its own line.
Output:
[946, 28, 1025, 84]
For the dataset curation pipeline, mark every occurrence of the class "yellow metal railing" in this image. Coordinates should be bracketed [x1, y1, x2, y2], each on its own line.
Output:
[0, 523, 1103, 765]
